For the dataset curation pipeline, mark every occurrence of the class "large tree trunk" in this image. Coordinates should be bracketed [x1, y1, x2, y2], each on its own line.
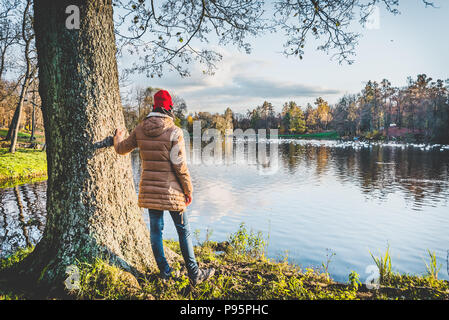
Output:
[11, 0, 175, 293]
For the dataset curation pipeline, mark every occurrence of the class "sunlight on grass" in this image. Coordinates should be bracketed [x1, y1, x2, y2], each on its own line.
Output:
[0, 148, 47, 188]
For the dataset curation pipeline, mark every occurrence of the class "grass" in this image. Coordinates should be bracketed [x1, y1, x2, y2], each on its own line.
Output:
[0, 129, 45, 143]
[0, 246, 34, 271]
[369, 245, 393, 284]
[0, 147, 47, 188]
[0, 246, 34, 300]
[424, 250, 442, 284]
[1, 225, 449, 300]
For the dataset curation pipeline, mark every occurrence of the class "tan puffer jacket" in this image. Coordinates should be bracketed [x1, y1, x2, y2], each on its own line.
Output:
[115, 113, 193, 212]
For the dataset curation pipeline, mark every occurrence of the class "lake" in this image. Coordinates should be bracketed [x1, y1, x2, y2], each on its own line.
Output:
[1, 139, 449, 283]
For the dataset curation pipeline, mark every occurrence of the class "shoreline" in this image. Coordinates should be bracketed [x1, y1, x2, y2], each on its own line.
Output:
[274, 137, 449, 150]
[1, 227, 448, 300]
[2, 137, 449, 189]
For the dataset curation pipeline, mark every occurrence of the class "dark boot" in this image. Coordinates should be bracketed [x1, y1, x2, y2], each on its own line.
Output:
[190, 268, 215, 286]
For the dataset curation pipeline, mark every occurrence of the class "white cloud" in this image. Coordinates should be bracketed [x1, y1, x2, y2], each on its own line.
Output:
[123, 47, 342, 114]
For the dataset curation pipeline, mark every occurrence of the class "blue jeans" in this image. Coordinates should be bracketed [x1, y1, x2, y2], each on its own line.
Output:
[148, 209, 199, 279]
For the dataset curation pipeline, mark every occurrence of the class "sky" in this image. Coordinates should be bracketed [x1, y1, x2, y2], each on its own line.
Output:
[118, 0, 449, 115]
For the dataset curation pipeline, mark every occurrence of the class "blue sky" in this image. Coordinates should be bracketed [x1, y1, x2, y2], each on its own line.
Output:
[119, 0, 449, 115]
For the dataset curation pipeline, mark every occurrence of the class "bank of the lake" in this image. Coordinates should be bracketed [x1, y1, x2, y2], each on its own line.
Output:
[277, 131, 341, 140]
[0, 148, 47, 188]
[1, 224, 448, 300]
[2, 130, 446, 190]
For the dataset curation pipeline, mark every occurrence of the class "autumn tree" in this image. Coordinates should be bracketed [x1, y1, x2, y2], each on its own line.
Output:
[0, 79, 18, 127]
[330, 75, 448, 142]
[282, 101, 306, 134]
[8, 0, 36, 153]
[135, 86, 155, 122]
[360, 80, 382, 132]
[380, 78, 394, 139]
[315, 97, 332, 131]
[172, 94, 188, 127]
[332, 94, 359, 137]
[224, 107, 234, 131]
[429, 79, 449, 142]
[305, 103, 318, 132]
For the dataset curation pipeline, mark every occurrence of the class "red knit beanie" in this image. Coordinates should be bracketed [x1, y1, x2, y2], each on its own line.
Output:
[153, 90, 173, 111]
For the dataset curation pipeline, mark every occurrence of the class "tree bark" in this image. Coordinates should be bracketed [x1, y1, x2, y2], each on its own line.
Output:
[5, 104, 19, 141]
[30, 93, 36, 143]
[9, 76, 31, 153]
[11, 0, 176, 292]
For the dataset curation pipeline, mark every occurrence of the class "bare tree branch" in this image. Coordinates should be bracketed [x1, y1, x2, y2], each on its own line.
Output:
[112, 0, 438, 77]
[114, 0, 266, 78]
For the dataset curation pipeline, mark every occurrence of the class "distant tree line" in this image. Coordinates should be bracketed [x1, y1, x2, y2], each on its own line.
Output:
[332, 74, 449, 143]
[0, 79, 42, 135]
[134, 74, 446, 143]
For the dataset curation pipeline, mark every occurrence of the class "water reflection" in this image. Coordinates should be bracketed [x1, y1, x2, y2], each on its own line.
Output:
[0, 182, 46, 257]
[278, 142, 449, 209]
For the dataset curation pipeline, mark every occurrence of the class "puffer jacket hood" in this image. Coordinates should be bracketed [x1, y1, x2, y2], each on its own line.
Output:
[142, 115, 174, 137]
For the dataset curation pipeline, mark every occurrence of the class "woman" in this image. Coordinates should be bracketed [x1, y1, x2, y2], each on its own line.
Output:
[113, 89, 214, 286]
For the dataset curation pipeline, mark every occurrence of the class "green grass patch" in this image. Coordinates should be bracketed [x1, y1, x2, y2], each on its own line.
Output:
[0, 246, 34, 300]
[0, 129, 44, 143]
[68, 228, 449, 300]
[0, 246, 35, 272]
[0, 148, 47, 188]
[75, 258, 144, 300]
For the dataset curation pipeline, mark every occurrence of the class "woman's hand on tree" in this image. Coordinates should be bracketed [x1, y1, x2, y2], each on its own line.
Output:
[114, 128, 126, 141]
